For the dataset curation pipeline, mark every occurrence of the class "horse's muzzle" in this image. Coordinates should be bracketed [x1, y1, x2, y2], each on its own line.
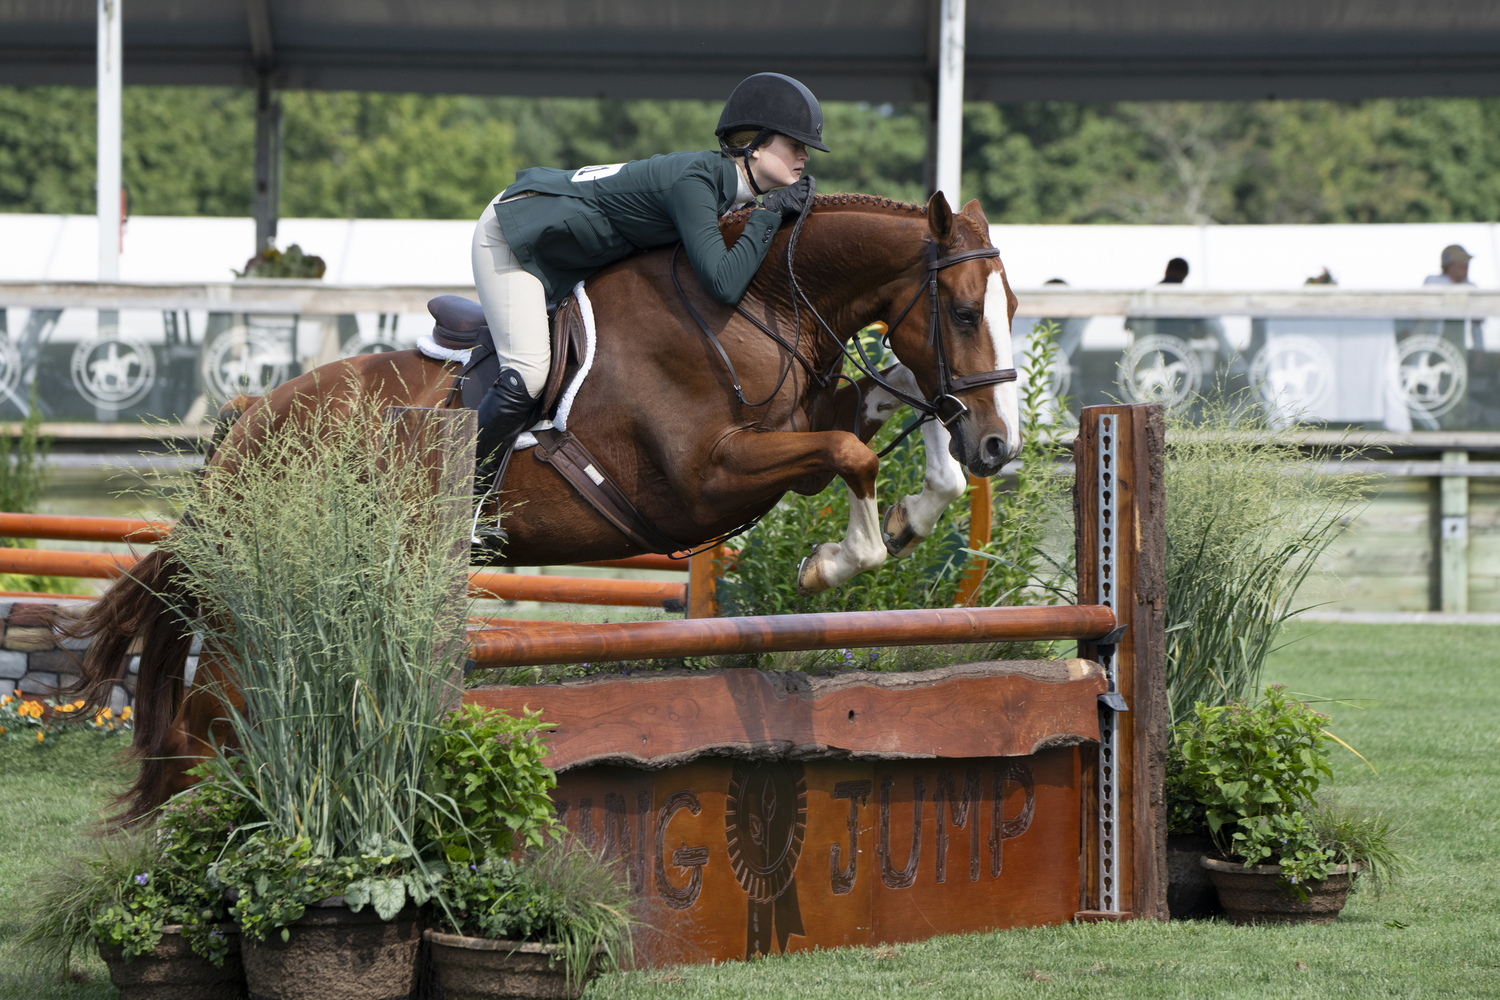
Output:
[949, 416, 1017, 478]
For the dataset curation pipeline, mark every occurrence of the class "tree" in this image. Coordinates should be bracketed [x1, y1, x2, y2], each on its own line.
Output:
[5, 85, 1500, 225]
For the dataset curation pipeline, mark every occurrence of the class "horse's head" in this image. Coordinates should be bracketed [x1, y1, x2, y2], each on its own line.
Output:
[884, 193, 1020, 477]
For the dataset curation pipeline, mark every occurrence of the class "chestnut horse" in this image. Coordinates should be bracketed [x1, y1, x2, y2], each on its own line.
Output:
[66, 191, 1020, 820]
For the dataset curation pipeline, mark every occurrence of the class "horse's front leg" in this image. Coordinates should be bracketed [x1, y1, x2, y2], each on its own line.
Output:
[856, 366, 969, 558]
[706, 429, 886, 595]
[881, 416, 968, 557]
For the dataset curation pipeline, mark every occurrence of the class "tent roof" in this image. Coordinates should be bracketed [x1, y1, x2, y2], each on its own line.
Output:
[4, 1, 1500, 102]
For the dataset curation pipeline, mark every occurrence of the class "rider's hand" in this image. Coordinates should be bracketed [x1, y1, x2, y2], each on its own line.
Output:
[764, 175, 814, 220]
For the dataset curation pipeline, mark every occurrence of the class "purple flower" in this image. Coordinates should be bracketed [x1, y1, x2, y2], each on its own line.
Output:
[134, 873, 149, 886]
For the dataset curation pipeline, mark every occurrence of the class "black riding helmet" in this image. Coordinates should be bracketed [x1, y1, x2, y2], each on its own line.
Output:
[716, 72, 829, 168]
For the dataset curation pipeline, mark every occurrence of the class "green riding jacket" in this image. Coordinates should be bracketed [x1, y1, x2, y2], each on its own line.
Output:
[493, 150, 784, 305]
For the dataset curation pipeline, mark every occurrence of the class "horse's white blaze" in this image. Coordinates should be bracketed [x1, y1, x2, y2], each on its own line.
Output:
[984, 270, 1021, 459]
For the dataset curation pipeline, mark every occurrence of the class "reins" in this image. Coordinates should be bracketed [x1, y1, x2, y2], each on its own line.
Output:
[673, 184, 1017, 436]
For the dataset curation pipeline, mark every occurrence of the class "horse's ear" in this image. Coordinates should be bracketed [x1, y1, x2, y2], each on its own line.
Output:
[926, 192, 954, 243]
[961, 199, 990, 227]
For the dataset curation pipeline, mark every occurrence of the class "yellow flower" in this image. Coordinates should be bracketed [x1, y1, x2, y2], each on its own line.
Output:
[100, 708, 112, 720]
[121, 706, 133, 720]
[1, 694, 11, 706]
[36, 731, 44, 743]
[72, 700, 84, 710]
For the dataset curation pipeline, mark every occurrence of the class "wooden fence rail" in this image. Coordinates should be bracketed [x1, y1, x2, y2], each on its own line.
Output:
[466, 604, 1118, 668]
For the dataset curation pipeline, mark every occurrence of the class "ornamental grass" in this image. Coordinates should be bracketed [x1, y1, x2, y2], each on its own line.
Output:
[160, 393, 472, 864]
[1163, 392, 1372, 724]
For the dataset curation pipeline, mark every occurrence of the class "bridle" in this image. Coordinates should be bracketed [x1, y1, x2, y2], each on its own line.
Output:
[867, 240, 1018, 429]
[674, 180, 1018, 441]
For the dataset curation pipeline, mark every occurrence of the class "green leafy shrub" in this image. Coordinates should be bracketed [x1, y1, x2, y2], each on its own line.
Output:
[439, 838, 634, 993]
[425, 704, 558, 863]
[1172, 685, 1336, 886]
[211, 832, 442, 943]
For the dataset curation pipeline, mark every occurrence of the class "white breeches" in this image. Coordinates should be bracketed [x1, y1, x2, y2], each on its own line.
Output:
[472, 201, 552, 398]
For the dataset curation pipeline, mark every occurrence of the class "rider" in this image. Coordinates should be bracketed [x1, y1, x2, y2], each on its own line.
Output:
[470, 72, 827, 490]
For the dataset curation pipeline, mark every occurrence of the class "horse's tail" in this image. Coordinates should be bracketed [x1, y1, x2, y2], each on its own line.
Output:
[57, 396, 253, 823]
[60, 547, 196, 754]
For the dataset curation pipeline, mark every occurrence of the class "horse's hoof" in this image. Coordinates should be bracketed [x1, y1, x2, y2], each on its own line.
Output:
[796, 544, 836, 596]
[881, 504, 922, 558]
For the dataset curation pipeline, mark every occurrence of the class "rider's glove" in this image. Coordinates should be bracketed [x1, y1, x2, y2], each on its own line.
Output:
[763, 175, 814, 220]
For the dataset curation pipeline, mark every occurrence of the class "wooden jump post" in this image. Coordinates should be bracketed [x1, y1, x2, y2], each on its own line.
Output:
[1074, 403, 1168, 921]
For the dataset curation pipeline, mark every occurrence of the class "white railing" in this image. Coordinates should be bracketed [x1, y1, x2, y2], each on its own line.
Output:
[4, 282, 1500, 318]
[0, 280, 474, 315]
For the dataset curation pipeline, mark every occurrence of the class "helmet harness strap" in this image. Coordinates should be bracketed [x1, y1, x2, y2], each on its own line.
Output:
[720, 128, 774, 197]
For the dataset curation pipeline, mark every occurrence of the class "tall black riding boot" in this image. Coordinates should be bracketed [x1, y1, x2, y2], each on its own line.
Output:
[473, 368, 541, 547]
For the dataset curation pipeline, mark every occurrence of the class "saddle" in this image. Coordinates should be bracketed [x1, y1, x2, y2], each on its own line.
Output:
[427, 295, 686, 555]
[428, 294, 585, 417]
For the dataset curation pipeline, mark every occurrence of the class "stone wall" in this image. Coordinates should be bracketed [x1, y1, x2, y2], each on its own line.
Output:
[0, 600, 182, 714]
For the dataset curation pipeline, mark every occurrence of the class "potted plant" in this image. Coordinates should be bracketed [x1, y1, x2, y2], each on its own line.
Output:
[425, 838, 635, 1000]
[420, 702, 631, 1000]
[20, 772, 246, 999]
[160, 401, 473, 999]
[1173, 684, 1402, 924]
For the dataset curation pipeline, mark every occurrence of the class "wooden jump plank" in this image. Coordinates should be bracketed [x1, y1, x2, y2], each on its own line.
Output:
[465, 659, 1107, 771]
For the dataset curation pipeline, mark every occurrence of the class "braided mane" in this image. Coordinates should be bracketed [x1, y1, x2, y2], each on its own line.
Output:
[719, 192, 928, 229]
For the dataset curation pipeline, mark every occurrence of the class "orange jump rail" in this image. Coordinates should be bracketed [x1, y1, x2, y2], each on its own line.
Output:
[0, 513, 729, 574]
[0, 548, 688, 610]
[466, 604, 1118, 668]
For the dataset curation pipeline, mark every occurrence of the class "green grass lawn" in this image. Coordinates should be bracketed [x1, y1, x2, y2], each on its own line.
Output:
[3, 624, 1498, 998]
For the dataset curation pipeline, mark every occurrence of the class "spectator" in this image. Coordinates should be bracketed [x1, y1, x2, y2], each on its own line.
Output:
[1160, 258, 1189, 284]
[1424, 245, 1474, 286]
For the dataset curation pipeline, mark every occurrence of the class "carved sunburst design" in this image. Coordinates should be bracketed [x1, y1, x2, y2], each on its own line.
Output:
[724, 761, 807, 902]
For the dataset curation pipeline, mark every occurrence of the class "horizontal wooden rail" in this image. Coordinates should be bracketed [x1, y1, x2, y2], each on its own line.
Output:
[467, 571, 685, 609]
[0, 514, 696, 573]
[0, 548, 137, 578]
[0, 513, 169, 544]
[0, 548, 688, 609]
[467, 604, 1117, 668]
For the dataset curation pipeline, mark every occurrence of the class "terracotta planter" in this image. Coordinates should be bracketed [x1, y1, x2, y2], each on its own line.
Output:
[1201, 856, 1358, 925]
[1166, 833, 1223, 919]
[97, 923, 245, 1000]
[241, 897, 421, 1000]
[424, 929, 597, 1000]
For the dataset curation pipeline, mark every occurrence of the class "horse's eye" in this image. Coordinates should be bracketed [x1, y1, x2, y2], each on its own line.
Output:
[952, 307, 977, 327]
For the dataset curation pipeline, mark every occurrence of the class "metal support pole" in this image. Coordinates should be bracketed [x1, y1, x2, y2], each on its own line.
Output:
[96, 0, 122, 281]
[253, 73, 283, 254]
[934, 0, 966, 209]
[1439, 449, 1469, 613]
